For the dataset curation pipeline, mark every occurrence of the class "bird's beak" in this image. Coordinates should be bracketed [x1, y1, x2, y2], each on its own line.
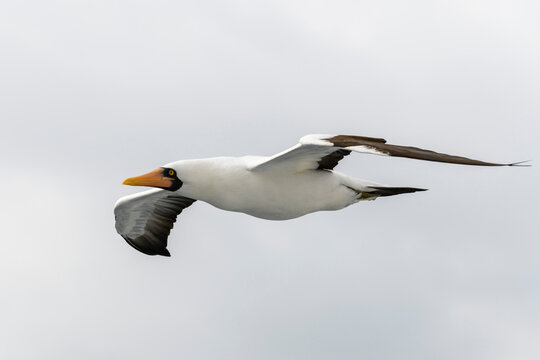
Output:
[122, 168, 173, 189]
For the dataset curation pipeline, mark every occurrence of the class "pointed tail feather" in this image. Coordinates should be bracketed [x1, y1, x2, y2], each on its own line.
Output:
[365, 186, 427, 197]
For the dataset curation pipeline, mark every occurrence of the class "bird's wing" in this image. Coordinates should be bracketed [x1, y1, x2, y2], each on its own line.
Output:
[249, 134, 521, 173]
[114, 188, 196, 256]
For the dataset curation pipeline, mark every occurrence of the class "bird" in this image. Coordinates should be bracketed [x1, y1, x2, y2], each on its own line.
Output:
[114, 133, 527, 256]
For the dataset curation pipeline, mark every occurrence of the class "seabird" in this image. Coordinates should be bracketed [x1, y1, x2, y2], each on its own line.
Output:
[114, 134, 526, 256]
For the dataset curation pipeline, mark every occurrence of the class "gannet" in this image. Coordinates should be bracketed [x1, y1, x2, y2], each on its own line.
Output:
[114, 134, 526, 256]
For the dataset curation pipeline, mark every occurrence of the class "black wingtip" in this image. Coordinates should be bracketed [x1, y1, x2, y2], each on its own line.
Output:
[159, 248, 171, 257]
[122, 235, 171, 257]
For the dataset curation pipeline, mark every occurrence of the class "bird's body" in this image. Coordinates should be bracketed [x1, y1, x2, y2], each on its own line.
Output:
[171, 157, 362, 220]
[114, 134, 526, 256]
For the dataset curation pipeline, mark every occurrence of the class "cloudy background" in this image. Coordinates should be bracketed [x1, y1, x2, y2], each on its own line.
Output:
[1, 0, 539, 359]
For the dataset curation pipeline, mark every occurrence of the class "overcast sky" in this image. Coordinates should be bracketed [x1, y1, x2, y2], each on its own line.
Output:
[1, 0, 539, 359]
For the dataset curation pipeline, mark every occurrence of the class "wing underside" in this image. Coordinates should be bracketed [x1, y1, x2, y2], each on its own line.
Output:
[114, 189, 196, 256]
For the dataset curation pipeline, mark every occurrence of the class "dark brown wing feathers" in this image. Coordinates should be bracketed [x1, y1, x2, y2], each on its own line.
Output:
[327, 134, 387, 145]
[325, 134, 515, 167]
[317, 149, 351, 170]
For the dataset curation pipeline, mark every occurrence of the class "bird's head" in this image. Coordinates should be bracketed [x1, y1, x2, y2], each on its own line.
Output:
[122, 166, 183, 191]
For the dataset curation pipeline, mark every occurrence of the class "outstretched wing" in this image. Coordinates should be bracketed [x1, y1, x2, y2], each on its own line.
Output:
[250, 134, 522, 173]
[114, 188, 196, 256]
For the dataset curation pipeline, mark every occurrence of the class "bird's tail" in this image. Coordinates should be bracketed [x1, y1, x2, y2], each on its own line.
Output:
[359, 186, 427, 199]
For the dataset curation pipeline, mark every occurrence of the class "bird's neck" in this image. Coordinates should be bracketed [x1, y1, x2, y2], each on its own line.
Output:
[173, 158, 237, 201]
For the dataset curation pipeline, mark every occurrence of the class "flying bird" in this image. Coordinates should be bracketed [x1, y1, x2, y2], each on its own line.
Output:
[114, 134, 526, 256]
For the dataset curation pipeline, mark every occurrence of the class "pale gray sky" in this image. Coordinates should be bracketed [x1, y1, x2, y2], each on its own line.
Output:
[1, 1, 539, 359]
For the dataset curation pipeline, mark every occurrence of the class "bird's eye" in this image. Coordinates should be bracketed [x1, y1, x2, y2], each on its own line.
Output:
[168, 170, 175, 176]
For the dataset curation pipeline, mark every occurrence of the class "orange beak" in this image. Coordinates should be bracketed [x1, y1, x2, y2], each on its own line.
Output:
[122, 168, 173, 189]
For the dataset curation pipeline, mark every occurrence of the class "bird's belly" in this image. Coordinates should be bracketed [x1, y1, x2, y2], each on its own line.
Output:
[203, 171, 357, 220]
